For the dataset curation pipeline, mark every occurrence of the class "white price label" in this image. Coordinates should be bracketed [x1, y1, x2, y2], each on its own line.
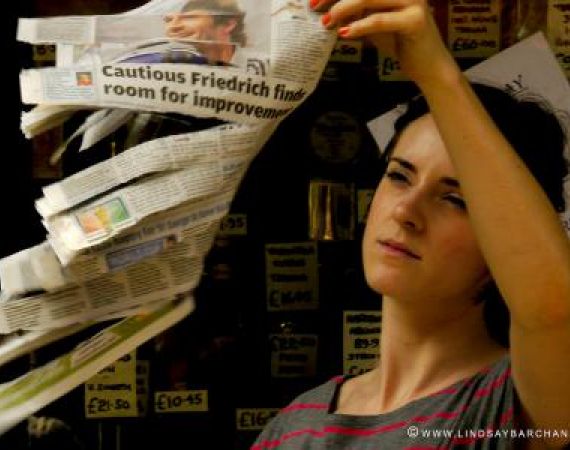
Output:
[448, 0, 501, 58]
[343, 311, 382, 376]
[265, 242, 318, 311]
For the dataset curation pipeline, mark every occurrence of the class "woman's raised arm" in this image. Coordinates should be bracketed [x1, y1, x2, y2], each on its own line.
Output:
[313, 0, 570, 445]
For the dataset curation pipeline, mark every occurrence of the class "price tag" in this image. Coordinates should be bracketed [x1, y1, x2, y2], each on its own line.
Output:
[236, 408, 280, 431]
[265, 242, 319, 311]
[329, 40, 363, 63]
[219, 213, 247, 236]
[343, 311, 382, 376]
[357, 189, 375, 224]
[378, 54, 407, 81]
[448, 0, 501, 58]
[85, 351, 137, 418]
[270, 334, 318, 378]
[33, 44, 56, 63]
[154, 390, 208, 413]
[136, 360, 150, 417]
[547, 0, 570, 77]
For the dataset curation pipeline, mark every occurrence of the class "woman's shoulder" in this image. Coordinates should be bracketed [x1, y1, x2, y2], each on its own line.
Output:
[250, 376, 343, 448]
[279, 375, 345, 415]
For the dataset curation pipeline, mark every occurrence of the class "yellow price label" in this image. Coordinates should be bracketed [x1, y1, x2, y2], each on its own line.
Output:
[154, 390, 208, 413]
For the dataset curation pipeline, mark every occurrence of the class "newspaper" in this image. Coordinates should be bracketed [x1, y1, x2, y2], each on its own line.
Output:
[48, 108, 135, 164]
[0, 323, 91, 367]
[43, 162, 238, 250]
[0, 300, 164, 365]
[0, 239, 203, 333]
[1, 188, 232, 298]
[20, 105, 88, 139]
[38, 122, 262, 217]
[0, 0, 337, 434]
[8, 0, 337, 328]
[18, 0, 333, 131]
[3, 201, 227, 299]
[0, 296, 193, 435]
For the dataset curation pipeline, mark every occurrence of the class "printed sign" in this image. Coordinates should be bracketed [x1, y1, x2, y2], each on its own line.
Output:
[343, 311, 381, 376]
[218, 213, 247, 236]
[547, 0, 570, 77]
[85, 351, 137, 418]
[265, 242, 318, 311]
[270, 333, 318, 378]
[448, 0, 501, 58]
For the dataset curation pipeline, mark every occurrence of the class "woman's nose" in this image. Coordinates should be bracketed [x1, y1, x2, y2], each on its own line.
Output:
[391, 192, 425, 232]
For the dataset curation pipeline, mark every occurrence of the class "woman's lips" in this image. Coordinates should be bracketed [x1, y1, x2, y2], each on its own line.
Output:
[378, 240, 421, 260]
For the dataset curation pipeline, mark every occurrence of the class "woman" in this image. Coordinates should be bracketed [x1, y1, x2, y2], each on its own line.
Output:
[252, 0, 570, 449]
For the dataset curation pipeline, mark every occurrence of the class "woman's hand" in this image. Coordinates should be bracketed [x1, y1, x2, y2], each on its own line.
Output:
[311, 0, 459, 89]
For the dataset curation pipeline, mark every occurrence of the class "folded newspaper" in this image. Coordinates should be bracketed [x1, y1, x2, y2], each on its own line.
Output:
[0, 0, 337, 433]
[0, 296, 194, 435]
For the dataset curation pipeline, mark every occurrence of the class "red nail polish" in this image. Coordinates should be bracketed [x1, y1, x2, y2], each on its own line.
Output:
[309, 0, 319, 9]
[321, 12, 331, 26]
[338, 26, 350, 37]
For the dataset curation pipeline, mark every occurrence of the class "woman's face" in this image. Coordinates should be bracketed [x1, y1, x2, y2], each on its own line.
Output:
[362, 114, 490, 304]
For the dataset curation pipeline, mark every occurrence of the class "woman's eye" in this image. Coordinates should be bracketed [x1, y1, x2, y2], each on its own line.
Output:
[386, 171, 409, 183]
[444, 195, 466, 210]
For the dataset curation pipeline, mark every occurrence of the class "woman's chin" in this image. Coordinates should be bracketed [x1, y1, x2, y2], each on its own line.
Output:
[365, 270, 421, 299]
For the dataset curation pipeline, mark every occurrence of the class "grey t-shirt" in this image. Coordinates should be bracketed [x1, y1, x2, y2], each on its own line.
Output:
[252, 354, 523, 449]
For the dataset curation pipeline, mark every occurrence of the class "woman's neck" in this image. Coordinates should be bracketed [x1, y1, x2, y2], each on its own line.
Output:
[337, 295, 506, 415]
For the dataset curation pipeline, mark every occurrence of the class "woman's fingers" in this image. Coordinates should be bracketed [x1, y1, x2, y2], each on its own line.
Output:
[335, 5, 427, 39]
[312, 0, 415, 21]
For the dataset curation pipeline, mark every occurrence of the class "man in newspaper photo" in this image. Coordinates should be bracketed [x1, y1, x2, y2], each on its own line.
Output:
[119, 0, 246, 66]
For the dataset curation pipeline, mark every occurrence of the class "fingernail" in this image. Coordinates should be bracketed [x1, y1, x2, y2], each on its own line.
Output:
[309, 0, 319, 9]
[338, 26, 350, 37]
[321, 12, 331, 26]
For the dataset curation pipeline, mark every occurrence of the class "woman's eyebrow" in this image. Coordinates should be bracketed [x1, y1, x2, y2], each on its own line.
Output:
[389, 156, 416, 172]
[388, 156, 461, 188]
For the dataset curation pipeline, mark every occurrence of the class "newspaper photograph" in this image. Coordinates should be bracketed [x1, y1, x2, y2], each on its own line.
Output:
[18, 0, 332, 124]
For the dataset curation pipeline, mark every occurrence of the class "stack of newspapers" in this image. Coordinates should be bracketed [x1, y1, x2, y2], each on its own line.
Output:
[0, 0, 336, 432]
